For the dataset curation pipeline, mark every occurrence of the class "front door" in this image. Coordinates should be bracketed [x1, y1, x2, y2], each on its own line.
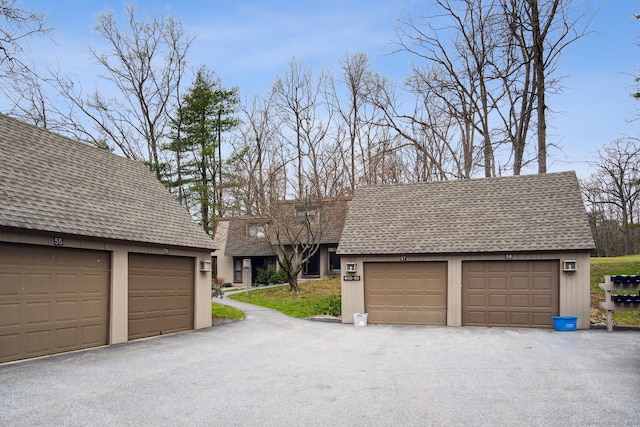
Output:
[303, 250, 321, 277]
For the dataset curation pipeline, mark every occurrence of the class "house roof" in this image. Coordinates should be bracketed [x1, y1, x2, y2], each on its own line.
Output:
[337, 171, 595, 255]
[269, 197, 351, 245]
[220, 197, 351, 257]
[222, 217, 275, 257]
[0, 113, 216, 250]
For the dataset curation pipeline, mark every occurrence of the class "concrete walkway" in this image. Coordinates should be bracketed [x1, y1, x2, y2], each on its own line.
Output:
[1, 297, 639, 426]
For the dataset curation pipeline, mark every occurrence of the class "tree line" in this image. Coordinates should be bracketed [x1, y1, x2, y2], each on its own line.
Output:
[4, 0, 638, 257]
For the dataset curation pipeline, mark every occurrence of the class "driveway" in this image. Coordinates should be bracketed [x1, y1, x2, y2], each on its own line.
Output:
[1, 298, 639, 426]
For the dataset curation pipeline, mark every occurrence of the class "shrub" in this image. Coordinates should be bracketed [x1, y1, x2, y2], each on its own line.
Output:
[268, 268, 288, 285]
[211, 285, 224, 299]
[256, 266, 288, 285]
[256, 267, 273, 285]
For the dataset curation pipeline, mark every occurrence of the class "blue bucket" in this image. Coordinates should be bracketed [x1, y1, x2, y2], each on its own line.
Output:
[552, 316, 577, 331]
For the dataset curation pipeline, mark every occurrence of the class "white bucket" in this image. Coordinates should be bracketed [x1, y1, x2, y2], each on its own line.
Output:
[353, 312, 368, 327]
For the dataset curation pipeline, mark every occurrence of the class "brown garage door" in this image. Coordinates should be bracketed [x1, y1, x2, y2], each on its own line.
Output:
[0, 243, 110, 363]
[462, 260, 559, 328]
[128, 254, 194, 340]
[364, 262, 447, 325]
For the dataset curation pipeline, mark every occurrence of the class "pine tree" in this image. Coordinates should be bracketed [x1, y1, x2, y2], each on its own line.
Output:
[168, 66, 239, 234]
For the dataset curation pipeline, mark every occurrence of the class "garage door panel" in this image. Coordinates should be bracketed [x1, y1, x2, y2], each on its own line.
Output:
[510, 277, 530, 290]
[56, 300, 79, 321]
[465, 262, 486, 273]
[532, 262, 553, 273]
[172, 295, 192, 308]
[25, 331, 50, 354]
[488, 311, 508, 325]
[466, 293, 486, 307]
[532, 312, 552, 327]
[488, 263, 508, 273]
[1, 335, 19, 358]
[532, 294, 552, 308]
[466, 277, 486, 290]
[366, 295, 386, 306]
[364, 262, 447, 326]
[510, 294, 530, 308]
[26, 302, 51, 324]
[56, 327, 79, 349]
[128, 254, 194, 340]
[465, 311, 486, 325]
[488, 294, 507, 307]
[1, 304, 20, 327]
[532, 277, 553, 290]
[23, 276, 50, 295]
[0, 276, 20, 296]
[510, 262, 530, 273]
[510, 312, 530, 326]
[463, 261, 559, 328]
[424, 277, 444, 291]
[489, 277, 507, 290]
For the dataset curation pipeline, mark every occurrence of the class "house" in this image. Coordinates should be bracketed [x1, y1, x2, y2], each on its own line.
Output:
[214, 197, 350, 285]
[213, 216, 278, 285]
[338, 171, 595, 329]
[0, 113, 216, 364]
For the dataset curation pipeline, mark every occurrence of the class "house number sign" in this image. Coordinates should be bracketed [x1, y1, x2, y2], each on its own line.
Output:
[343, 275, 361, 281]
[53, 237, 64, 246]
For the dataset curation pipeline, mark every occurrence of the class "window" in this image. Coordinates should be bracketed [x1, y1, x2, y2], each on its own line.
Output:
[297, 210, 316, 224]
[248, 224, 265, 239]
[328, 246, 340, 272]
[234, 259, 242, 282]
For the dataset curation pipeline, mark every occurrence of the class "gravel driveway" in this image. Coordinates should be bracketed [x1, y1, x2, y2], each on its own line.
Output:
[1, 298, 638, 426]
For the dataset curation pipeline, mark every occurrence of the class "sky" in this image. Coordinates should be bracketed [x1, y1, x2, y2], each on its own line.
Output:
[19, 0, 640, 179]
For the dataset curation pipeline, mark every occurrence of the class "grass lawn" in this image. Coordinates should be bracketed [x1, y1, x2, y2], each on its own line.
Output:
[591, 256, 640, 327]
[212, 302, 245, 322]
[229, 278, 341, 319]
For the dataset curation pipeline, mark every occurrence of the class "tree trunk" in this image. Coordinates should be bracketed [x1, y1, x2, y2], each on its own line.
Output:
[217, 109, 223, 217]
[529, 0, 547, 174]
[288, 274, 300, 293]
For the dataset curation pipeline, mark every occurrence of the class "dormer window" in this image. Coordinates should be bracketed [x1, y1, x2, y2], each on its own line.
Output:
[297, 210, 317, 225]
[248, 224, 265, 239]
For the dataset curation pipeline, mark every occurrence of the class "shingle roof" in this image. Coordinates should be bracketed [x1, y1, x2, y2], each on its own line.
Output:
[223, 217, 275, 257]
[0, 113, 216, 250]
[337, 171, 594, 255]
[220, 197, 351, 257]
[269, 197, 351, 245]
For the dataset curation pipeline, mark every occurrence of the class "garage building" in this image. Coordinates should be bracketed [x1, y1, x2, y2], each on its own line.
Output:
[338, 172, 595, 329]
[0, 114, 216, 363]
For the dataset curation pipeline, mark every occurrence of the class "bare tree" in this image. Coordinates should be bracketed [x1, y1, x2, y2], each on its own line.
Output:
[53, 5, 193, 180]
[364, 69, 457, 180]
[396, 0, 503, 178]
[335, 52, 369, 191]
[229, 92, 288, 215]
[0, 0, 52, 124]
[502, 0, 589, 174]
[261, 197, 341, 293]
[581, 177, 628, 257]
[395, 0, 589, 176]
[272, 57, 332, 198]
[0, 0, 50, 76]
[586, 138, 640, 255]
